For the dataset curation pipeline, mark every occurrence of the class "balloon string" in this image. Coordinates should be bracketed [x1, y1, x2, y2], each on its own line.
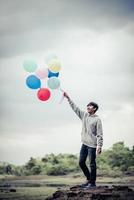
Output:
[59, 88, 64, 92]
[59, 88, 64, 104]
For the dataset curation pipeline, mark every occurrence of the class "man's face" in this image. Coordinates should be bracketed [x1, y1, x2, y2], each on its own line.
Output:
[87, 105, 96, 114]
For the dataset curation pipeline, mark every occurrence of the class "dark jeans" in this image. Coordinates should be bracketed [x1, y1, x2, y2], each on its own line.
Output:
[79, 144, 96, 184]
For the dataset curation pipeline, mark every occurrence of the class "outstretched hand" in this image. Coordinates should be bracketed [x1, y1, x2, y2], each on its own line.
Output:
[63, 91, 70, 100]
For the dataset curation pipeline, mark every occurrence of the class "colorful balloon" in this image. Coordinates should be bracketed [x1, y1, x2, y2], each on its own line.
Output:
[48, 69, 59, 78]
[48, 59, 61, 73]
[35, 68, 48, 79]
[26, 75, 41, 89]
[45, 53, 58, 64]
[37, 88, 51, 101]
[47, 77, 60, 89]
[23, 60, 37, 72]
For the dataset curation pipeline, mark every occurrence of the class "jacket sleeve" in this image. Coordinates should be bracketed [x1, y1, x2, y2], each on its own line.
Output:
[96, 118, 103, 148]
[67, 98, 85, 120]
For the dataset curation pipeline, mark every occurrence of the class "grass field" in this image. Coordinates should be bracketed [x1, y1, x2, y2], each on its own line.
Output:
[0, 174, 134, 200]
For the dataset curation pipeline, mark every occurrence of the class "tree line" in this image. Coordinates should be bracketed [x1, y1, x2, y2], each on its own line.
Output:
[0, 142, 134, 177]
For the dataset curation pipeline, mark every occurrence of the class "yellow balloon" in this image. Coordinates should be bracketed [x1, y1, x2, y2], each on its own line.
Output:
[48, 59, 61, 73]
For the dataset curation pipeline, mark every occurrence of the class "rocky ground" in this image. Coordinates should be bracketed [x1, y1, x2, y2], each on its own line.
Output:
[0, 175, 134, 199]
[46, 185, 134, 200]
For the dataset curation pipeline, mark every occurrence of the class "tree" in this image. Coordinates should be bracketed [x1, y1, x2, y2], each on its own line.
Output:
[107, 142, 134, 171]
[25, 157, 37, 170]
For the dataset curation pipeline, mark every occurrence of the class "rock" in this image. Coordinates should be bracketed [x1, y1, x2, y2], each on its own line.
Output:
[46, 185, 134, 200]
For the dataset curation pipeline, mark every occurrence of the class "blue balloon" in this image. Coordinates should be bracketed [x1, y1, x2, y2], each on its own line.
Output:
[26, 75, 41, 89]
[48, 69, 59, 78]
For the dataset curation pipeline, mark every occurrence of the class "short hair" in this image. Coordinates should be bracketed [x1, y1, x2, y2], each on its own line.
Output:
[87, 102, 99, 112]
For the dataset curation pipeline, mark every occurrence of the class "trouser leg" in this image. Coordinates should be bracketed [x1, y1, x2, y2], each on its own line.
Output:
[88, 147, 96, 185]
[79, 144, 90, 180]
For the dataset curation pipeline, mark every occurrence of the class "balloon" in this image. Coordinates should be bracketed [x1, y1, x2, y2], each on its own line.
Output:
[35, 68, 48, 79]
[23, 60, 37, 72]
[48, 69, 59, 78]
[48, 59, 61, 73]
[45, 53, 58, 64]
[26, 75, 41, 89]
[47, 77, 60, 89]
[37, 88, 51, 101]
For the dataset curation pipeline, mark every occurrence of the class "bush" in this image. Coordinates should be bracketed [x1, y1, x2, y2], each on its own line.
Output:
[0, 165, 5, 174]
[1, 142, 133, 176]
[46, 164, 67, 175]
[31, 165, 42, 175]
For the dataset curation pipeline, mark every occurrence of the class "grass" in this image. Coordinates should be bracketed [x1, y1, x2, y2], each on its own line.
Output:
[0, 187, 56, 200]
[0, 174, 134, 200]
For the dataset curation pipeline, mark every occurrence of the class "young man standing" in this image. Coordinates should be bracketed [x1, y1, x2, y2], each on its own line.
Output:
[63, 92, 103, 189]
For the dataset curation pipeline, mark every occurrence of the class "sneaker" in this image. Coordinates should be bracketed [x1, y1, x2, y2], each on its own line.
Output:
[84, 183, 96, 189]
[80, 180, 90, 188]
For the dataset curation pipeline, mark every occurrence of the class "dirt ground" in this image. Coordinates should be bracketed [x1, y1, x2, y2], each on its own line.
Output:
[46, 185, 134, 200]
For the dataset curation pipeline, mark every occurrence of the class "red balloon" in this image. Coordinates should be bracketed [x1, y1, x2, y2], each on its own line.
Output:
[37, 88, 51, 101]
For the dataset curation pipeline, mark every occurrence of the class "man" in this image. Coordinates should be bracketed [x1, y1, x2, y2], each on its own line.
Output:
[63, 92, 103, 189]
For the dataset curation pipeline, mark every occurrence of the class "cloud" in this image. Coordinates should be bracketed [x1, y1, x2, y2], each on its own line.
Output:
[0, 0, 134, 58]
[0, 0, 134, 164]
[0, 123, 81, 164]
[1, 0, 134, 32]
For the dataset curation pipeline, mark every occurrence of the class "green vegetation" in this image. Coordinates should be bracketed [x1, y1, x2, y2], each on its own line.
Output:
[96, 142, 134, 177]
[0, 142, 134, 177]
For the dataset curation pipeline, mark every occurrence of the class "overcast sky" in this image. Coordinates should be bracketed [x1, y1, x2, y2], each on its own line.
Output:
[0, 0, 134, 165]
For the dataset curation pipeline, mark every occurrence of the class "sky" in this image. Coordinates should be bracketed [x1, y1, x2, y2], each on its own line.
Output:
[0, 0, 134, 165]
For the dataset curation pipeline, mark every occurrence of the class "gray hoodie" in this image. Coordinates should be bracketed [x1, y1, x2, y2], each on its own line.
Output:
[68, 98, 103, 148]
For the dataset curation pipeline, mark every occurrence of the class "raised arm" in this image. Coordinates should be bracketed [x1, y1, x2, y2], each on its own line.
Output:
[63, 92, 85, 120]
